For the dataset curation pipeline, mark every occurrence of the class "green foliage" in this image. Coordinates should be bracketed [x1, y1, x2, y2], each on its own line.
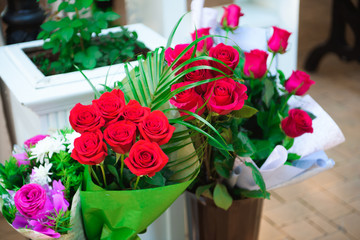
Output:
[213, 183, 233, 210]
[0, 157, 29, 190]
[244, 162, 268, 198]
[35, 0, 146, 75]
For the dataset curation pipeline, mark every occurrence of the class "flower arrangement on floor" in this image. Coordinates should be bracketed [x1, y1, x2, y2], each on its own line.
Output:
[0, 130, 85, 239]
[168, 2, 343, 212]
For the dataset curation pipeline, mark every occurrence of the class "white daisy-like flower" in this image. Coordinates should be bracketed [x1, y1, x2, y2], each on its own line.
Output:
[65, 131, 81, 153]
[30, 163, 53, 186]
[30, 136, 66, 164]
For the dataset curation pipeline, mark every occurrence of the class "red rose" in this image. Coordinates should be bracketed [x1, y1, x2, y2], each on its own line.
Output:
[243, 49, 268, 79]
[221, 4, 244, 31]
[164, 44, 194, 71]
[184, 60, 213, 94]
[268, 26, 291, 54]
[204, 78, 248, 115]
[285, 70, 315, 96]
[209, 43, 239, 75]
[124, 140, 168, 177]
[170, 82, 205, 120]
[139, 110, 175, 145]
[281, 109, 314, 138]
[191, 27, 213, 52]
[122, 100, 151, 124]
[71, 130, 108, 165]
[104, 121, 137, 154]
[69, 103, 105, 133]
[92, 89, 126, 127]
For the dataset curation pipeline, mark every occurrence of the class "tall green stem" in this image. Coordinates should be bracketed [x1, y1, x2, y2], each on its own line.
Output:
[120, 154, 125, 181]
[90, 166, 102, 186]
[98, 164, 107, 188]
[225, 29, 229, 45]
[133, 176, 141, 190]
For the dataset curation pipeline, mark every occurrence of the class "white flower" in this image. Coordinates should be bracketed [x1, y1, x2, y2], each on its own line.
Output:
[30, 163, 53, 186]
[30, 136, 66, 164]
[65, 131, 81, 153]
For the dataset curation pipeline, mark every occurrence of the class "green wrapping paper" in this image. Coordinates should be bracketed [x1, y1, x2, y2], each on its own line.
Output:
[80, 169, 192, 240]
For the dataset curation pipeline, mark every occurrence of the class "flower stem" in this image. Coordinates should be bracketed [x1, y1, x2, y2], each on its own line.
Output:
[225, 30, 229, 45]
[120, 154, 125, 181]
[90, 166, 102, 186]
[99, 164, 107, 189]
[134, 176, 141, 190]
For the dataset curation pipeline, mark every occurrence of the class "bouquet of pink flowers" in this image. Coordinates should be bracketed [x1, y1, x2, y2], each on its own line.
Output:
[0, 131, 85, 239]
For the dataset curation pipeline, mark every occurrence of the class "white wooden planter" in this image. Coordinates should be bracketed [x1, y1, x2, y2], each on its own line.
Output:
[0, 23, 166, 145]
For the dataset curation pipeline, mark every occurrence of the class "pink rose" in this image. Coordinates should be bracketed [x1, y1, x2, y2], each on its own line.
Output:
[268, 26, 291, 54]
[184, 60, 213, 94]
[243, 49, 268, 79]
[170, 82, 205, 120]
[191, 27, 213, 52]
[24, 135, 48, 148]
[14, 184, 48, 218]
[285, 70, 315, 96]
[165, 44, 194, 72]
[13, 152, 30, 166]
[205, 78, 248, 115]
[209, 43, 239, 75]
[281, 109, 314, 138]
[221, 4, 244, 31]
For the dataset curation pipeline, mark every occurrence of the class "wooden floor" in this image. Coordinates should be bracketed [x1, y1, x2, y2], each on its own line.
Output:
[1, 0, 360, 239]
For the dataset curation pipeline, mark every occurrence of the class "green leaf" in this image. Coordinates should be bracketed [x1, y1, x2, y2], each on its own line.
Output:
[195, 184, 214, 198]
[70, 19, 83, 28]
[287, 153, 301, 161]
[283, 136, 294, 150]
[232, 130, 255, 157]
[213, 183, 233, 210]
[75, 0, 93, 9]
[231, 105, 258, 119]
[262, 78, 275, 108]
[104, 11, 120, 21]
[236, 189, 270, 199]
[244, 162, 267, 198]
[277, 69, 286, 86]
[41, 21, 58, 32]
[214, 151, 234, 179]
[252, 140, 273, 161]
[305, 111, 316, 120]
[58, 2, 69, 11]
[59, 27, 74, 42]
[107, 165, 120, 184]
[144, 172, 166, 186]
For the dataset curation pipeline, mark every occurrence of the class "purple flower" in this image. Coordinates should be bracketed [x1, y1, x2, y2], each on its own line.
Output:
[14, 184, 48, 218]
[13, 152, 30, 166]
[24, 135, 49, 149]
[30, 220, 61, 238]
[51, 180, 69, 213]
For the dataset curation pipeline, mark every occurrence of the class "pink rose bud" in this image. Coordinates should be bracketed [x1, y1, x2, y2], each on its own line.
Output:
[268, 26, 291, 54]
[281, 109, 314, 138]
[285, 70, 315, 96]
[243, 49, 268, 79]
[221, 4, 244, 31]
[191, 27, 213, 52]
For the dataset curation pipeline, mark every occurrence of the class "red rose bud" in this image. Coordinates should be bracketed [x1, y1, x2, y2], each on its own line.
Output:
[184, 60, 213, 94]
[139, 110, 176, 145]
[164, 44, 194, 72]
[122, 100, 151, 124]
[69, 103, 105, 133]
[191, 27, 213, 52]
[243, 49, 268, 79]
[209, 43, 240, 75]
[268, 26, 291, 54]
[281, 109, 314, 138]
[221, 4, 244, 31]
[204, 78, 248, 115]
[170, 82, 205, 120]
[71, 130, 108, 165]
[104, 120, 137, 154]
[285, 70, 315, 96]
[92, 89, 126, 127]
[124, 140, 168, 177]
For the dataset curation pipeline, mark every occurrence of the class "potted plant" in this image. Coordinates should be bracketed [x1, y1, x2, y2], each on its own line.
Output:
[0, 0, 166, 145]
